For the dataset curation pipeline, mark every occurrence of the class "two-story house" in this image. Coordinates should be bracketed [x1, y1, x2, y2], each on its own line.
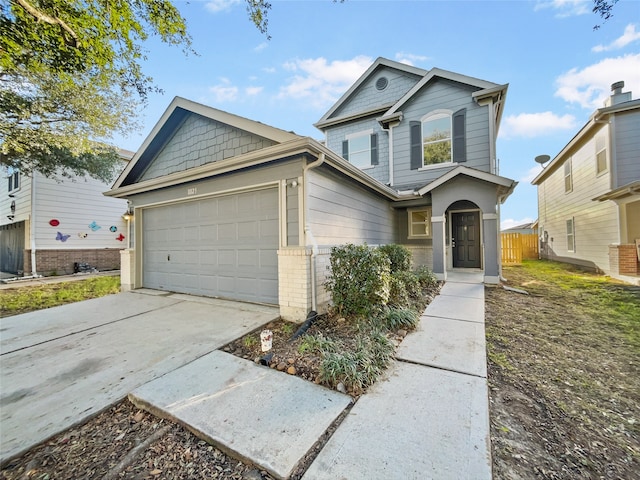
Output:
[106, 57, 516, 321]
[532, 82, 640, 283]
[1, 151, 132, 277]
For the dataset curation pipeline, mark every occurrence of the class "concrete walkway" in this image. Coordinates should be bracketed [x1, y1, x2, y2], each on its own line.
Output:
[131, 270, 491, 479]
[0, 291, 279, 464]
[302, 269, 491, 480]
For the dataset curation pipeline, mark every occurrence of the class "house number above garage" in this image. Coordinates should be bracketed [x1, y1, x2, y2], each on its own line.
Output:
[187, 187, 197, 195]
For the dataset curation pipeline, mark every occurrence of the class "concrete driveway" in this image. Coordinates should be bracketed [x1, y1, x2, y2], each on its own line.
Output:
[0, 290, 278, 464]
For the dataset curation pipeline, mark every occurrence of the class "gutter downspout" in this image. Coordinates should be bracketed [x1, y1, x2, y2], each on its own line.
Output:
[30, 173, 37, 275]
[303, 152, 325, 312]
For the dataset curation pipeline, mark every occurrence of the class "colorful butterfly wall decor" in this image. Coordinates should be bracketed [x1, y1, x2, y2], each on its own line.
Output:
[116, 233, 125, 242]
[89, 221, 101, 231]
[56, 232, 71, 242]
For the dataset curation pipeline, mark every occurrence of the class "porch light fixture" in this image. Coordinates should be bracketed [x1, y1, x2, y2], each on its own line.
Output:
[122, 207, 133, 221]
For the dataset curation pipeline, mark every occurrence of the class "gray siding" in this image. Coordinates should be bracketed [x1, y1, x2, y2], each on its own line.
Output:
[140, 113, 277, 181]
[306, 167, 396, 246]
[286, 180, 300, 246]
[331, 66, 420, 119]
[326, 117, 389, 185]
[613, 109, 640, 188]
[393, 78, 491, 188]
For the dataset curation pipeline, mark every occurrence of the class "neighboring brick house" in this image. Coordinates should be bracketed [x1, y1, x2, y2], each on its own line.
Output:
[532, 82, 640, 284]
[0, 151, 132, 277]
[107, 57, 516, 321]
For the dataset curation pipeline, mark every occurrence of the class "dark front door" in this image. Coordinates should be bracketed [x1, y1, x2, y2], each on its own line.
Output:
[452, 211, 481, 268]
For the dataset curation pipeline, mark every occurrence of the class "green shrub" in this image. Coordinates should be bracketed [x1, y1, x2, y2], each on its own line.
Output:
[378, 244, 412, 274]
[325, 244, 390, 318]
[414, 265, 438, 288]
[388, 273, 409, 307]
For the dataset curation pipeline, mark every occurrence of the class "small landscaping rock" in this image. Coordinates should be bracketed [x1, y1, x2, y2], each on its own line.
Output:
[276, 362, 286, 371]
[336, 382, 346, 394]
[287, 366, 297, 375]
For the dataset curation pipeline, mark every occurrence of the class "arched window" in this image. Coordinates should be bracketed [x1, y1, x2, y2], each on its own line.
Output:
[410, 108, 466, 170]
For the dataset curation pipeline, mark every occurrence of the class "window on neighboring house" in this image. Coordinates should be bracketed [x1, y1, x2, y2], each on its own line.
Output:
[7, 169, 19, 192]
[342, 131, 378, 169]
[564, 159, 572, 193]
[408, 207, 432, 238]
[566, 218, 575, 252]
[411, 109, 466, 170]
[595, 135, 607, 174]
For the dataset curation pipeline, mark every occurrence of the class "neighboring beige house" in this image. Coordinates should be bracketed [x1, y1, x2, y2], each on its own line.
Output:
[532, 82, 640, 284]
[0, 151, 133, 277]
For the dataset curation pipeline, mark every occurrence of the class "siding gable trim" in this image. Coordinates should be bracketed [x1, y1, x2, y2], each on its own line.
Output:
[113, 97, 301, 189]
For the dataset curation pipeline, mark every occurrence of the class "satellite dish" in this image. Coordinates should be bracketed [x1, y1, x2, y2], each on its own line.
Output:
[535, 154, 550, 165]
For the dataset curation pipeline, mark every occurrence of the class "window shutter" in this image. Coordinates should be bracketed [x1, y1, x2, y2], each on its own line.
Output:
[370, 133, 378, 165]
[410, 121, 422, 170]
[452, 108, 466, 163]
[342, 140, 349, 161]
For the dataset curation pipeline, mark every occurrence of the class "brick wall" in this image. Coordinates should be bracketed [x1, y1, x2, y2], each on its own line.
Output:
[24, 249, 123, 276]
[277, 247, 332, 322]
[609, 244, 640, 275]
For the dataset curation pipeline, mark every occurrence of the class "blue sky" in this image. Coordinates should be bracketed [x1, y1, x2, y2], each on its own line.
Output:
[114, 0, 640, 229]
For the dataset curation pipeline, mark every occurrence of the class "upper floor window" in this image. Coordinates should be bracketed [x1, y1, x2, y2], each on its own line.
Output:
[422, 113, 452, 166]
[408, 207, 432, 238]
[564, 159, 572, 193]
[7, 169, 20, 193]
[595, 135, 607, 174]
[411, 109, 466, 170]
[342, 131, 378, 169]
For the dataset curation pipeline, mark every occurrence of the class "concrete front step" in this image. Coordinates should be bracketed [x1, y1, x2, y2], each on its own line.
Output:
[129, 350, 352, 480]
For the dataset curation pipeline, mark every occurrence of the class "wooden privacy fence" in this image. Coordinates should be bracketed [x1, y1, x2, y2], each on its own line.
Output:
[501, 233, 539, 264]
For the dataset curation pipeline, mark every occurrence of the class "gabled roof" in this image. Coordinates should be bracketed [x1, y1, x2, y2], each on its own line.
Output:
[314, 57, 427, 128]
[417, 165, 517, 202]
[532, 97, 640, 185]
[379, 68, 505, 124]
[112, 97, 300, 189]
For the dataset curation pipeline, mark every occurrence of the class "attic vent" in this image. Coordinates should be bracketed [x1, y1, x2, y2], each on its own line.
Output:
[375, 77, 388, 91]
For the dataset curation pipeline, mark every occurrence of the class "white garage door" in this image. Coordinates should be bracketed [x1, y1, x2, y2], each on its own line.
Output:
[142, 188, 279, 304]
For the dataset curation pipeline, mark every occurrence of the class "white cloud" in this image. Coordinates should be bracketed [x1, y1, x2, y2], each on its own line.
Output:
[263, 66, 276, 74]
[205, 0, 241, 13]
[209, 79, 238, 102]
[555, 53, 640, 109]
[534, 0, 590, 17]
[501, 217, 536, 231]
[278, 56, 372, 109]
[521, 165, 545, 183]
[254, 42, 268, 53]
[395, 52, 429, 66]
[500, 111, 577, 139]
[245, 86, 263, 96]
[592, 24, 640, 52]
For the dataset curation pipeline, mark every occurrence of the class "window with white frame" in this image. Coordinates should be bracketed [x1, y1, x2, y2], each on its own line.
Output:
[7, 168, 20, 193]
[595, 135, 607, 174]
[566, 218, 575, 252]
[342, 130, 378, 169]
[564, 159, 572, 193]
[408, 207, 432, 238]
[422, 113, 452, 166]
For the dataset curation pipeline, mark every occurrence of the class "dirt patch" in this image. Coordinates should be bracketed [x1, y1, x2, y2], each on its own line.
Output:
[486, 263, 640, 479]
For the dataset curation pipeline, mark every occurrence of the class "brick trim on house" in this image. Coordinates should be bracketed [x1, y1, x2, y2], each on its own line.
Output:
[24, 249, 123, 276]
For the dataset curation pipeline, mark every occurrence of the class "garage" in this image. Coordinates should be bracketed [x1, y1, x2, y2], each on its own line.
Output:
[142, 188, 279, 304]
